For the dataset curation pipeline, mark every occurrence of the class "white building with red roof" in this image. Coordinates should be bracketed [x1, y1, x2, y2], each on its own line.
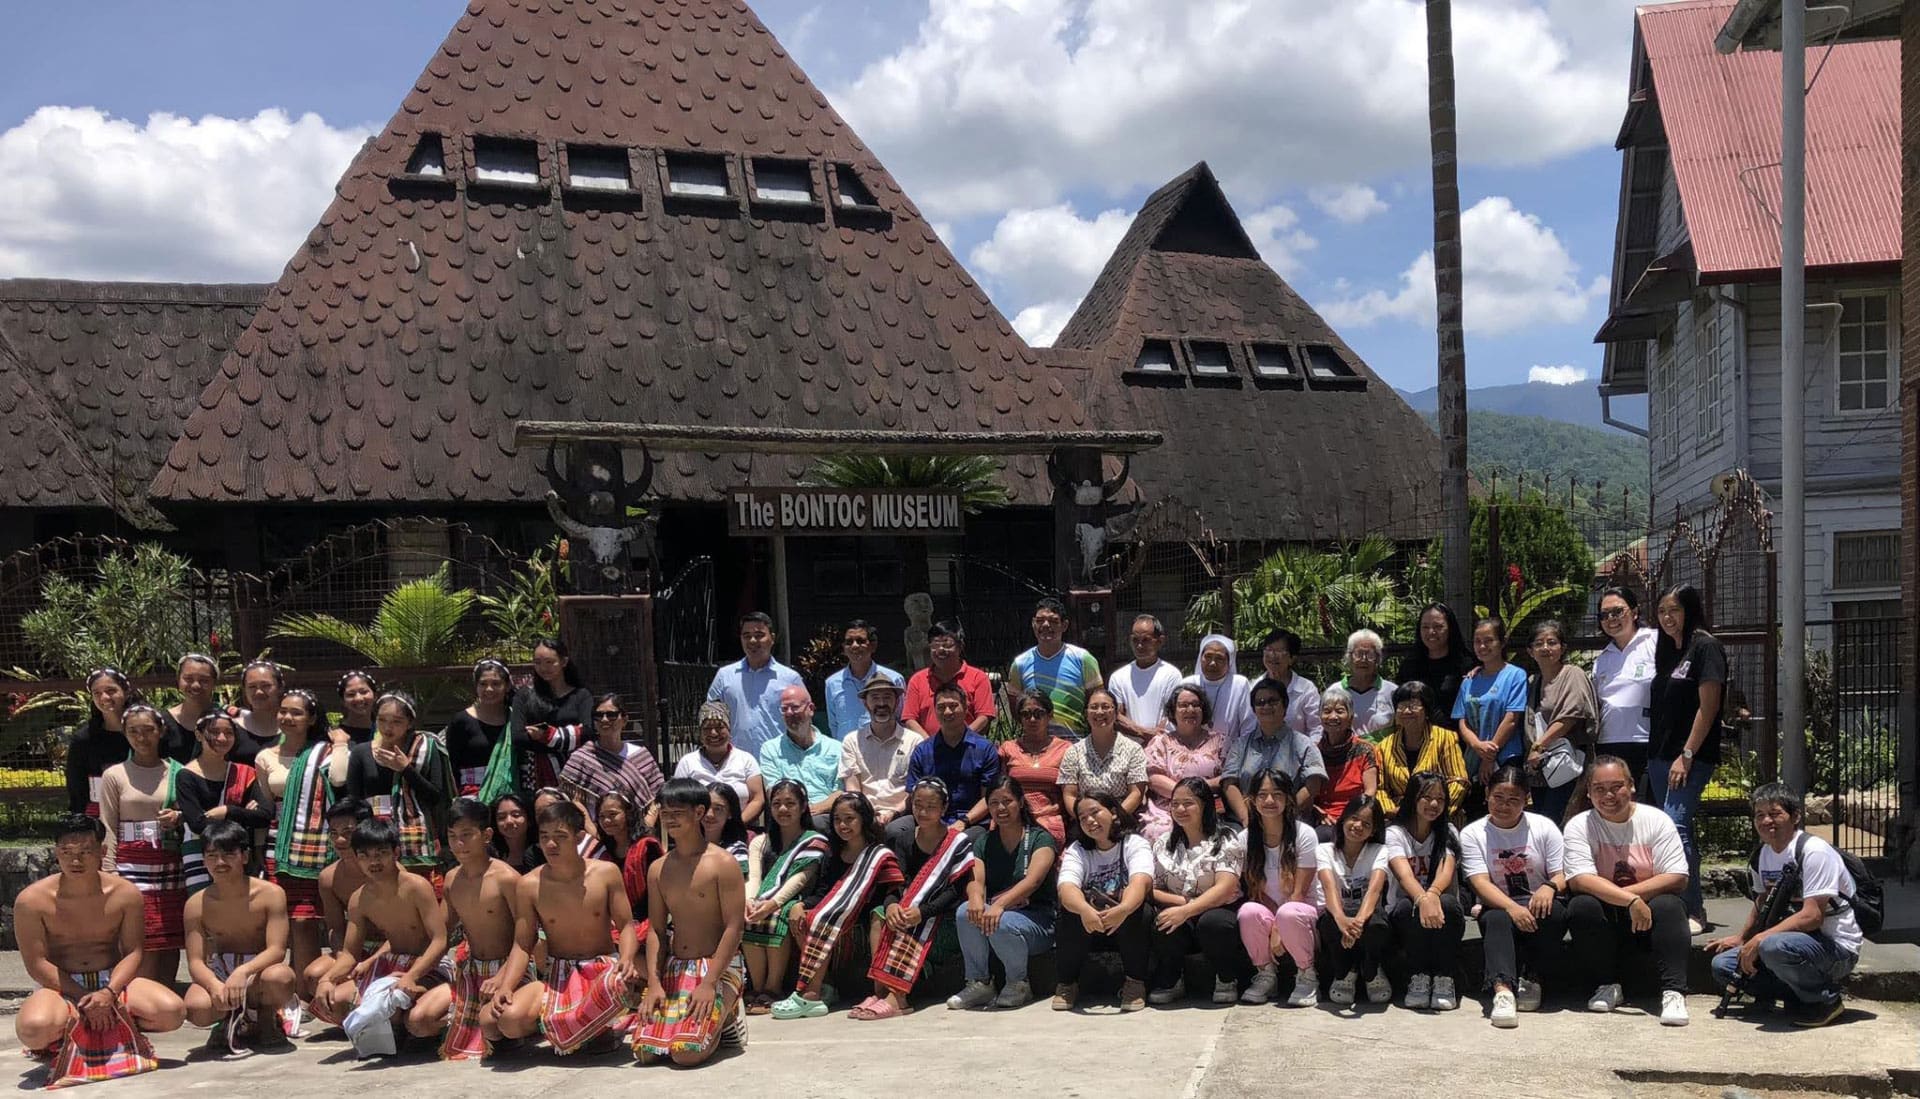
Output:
[1595, 0, 1903, 631]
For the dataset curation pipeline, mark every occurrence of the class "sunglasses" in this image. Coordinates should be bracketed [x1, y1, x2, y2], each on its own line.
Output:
[1019, 709, 1049, 720]
[594, 712, 622, 722]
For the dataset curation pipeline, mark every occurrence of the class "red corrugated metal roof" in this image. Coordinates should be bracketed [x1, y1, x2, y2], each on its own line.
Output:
[1638, 0, 1899, 279]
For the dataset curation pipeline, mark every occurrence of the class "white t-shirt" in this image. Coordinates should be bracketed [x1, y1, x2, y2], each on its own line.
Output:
[1060, 833, 1155, 905]
[1564, 805, 1688, 886]
[1245, 820, 1319, 906]
[1109, 659, 1184, 734]
[1755, 832, 1863, 956]
[1461, 812, 1566, 900]
[672, 746, 761, 800]
[1384, 822, 1458, 904]
[1312, 839, 1386, 912]
[1593, 627, 1658, 745]
[1345, 677, 1399, 737]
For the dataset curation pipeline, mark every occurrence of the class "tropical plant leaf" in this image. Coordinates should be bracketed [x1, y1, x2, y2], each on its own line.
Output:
[802, 454, 1010, 513]
[271, 565, 479, 666]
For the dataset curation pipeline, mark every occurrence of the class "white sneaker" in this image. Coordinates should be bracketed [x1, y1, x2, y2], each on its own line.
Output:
[947, 980, 996, 1010]
[1241, 963, 1279, 1004]
[1660, 990, 1690, 1026]
[1329, 972, 1357, 1006]
[1286, 966, 1319, 1008]
[1212, 977, 1239, 1005]
[1364, 973, 1393, 1004]
[1147, 979, 1185, 1005]
[1515, 977, 1543, 1013]
[1687, 916, 1707, 936]
[1403, 973, 1431, 1010]
[1430, 976, 1457, 1011]
[1490, 989, 1518, 1028]
[1588, 983, 1623, 1013]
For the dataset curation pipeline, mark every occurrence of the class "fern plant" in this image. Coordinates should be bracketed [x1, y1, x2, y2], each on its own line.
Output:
[271, 565, 480, 667]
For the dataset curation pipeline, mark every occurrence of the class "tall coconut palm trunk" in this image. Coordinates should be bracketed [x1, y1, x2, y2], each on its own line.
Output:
[1426, 0, 1471, 621]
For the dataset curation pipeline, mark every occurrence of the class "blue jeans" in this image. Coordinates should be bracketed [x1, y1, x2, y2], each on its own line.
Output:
[1647, 756, 1715, 918]
[955, 900, 1054, 984]
[1711, 931, 1858, 1006]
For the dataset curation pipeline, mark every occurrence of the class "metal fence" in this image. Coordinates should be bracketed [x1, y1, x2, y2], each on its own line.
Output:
[1817, 615, 1904, 859]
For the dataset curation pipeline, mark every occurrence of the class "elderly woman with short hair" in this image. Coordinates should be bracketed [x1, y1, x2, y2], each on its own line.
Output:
[1340, 629, 1398, 739]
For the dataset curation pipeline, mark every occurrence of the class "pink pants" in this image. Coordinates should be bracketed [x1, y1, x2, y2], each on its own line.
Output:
[1238, 900, 1318, 969]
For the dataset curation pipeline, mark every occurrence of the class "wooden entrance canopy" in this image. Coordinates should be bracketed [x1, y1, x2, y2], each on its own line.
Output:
[513, 422, 1164, 456]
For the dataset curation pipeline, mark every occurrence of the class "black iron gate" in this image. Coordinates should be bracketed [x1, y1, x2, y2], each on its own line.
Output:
[1817, 614, 1904, 861]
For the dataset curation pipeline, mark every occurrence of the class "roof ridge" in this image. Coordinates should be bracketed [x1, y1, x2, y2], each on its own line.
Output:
[0, 279, 268, 306]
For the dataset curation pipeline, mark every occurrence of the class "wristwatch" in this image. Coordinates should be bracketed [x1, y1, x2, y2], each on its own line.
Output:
[1681, 748, 1696, 762]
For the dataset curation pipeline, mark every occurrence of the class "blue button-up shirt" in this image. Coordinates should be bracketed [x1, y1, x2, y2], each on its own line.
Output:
[906, 730, 1003, 824]
[706, 657, 806, 758]
[822, 661, 905, 739]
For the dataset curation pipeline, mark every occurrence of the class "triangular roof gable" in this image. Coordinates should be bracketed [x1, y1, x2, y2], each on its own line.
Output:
[1054, 161, 1255, 350]
[154, 0, 1081, 506]
[0, 327, 139, 522]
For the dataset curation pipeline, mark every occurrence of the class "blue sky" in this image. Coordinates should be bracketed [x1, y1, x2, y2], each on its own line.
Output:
[0, 0, 1647, 398]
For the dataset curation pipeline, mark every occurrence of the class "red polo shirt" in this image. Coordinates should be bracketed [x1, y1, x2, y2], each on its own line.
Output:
[902, 661, 997, 731]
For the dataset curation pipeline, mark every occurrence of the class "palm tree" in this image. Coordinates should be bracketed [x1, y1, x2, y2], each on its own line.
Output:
[1183, 537, 1412, 651]
[1427, 0, 1472, 624]
[803, 454, 1010, 595]
[271, 564, 479, 667]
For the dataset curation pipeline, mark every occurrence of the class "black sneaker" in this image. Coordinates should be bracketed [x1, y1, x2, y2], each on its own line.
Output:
[1792, 997, 1845, 1028]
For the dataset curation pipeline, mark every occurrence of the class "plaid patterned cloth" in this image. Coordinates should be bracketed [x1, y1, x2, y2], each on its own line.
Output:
[631, 954, 744, 1058]
[869, 830, 977, 994]
[273, 742, 338, 881]
[742, 832, 828, 947]
[308, 951, 445, 1027]
[114, 829, 186, 952]
[42, 971, 157, 1090]
[793, 845, 902, 996]
[540, 955, 636, 1055]
[387, 734, 454, 869]
[439, 956, 504, 1061]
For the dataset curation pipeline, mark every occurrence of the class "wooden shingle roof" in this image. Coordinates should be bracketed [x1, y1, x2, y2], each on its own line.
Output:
[152, 0, 1086, 507]
[0, 279, 264, 526]
[1052, 164, 1442, 541]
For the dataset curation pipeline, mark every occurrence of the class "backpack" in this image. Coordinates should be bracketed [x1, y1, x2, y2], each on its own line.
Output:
[1747, 833, 1884, 938]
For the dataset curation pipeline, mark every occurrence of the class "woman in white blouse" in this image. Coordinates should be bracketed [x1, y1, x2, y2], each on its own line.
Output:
[1146, 777, 1248, 1005]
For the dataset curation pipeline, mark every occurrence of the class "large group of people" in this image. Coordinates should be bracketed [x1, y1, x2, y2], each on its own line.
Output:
[19, 590, 1867, 1087]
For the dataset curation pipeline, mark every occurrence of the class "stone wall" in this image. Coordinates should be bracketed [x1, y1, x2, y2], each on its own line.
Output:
[0, 848, 53, 950]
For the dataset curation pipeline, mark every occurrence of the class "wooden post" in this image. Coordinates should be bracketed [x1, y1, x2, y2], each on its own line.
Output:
[772, 534, 792, 665]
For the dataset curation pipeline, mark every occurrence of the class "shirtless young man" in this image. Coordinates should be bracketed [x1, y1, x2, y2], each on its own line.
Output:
[14, 816, 184, 1076]
[182, 819, 296, 1048]
[634, 778, 748, 1065]
[304, 798, 374, 1001]
[494, 800, 641, 1055]
[314, 817, 448, 1030]
[406, 797, 524, 1058]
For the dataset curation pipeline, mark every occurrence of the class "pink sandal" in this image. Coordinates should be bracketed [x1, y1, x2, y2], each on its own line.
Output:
[854, 998, 911, 1021]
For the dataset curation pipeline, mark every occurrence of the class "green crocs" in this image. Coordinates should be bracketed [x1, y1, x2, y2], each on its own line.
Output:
[770, 992, 829, 1020]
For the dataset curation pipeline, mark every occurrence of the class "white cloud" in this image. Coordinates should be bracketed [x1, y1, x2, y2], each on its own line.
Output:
[1311, 184, 1389, 224]
[0, 106, 370, 283]
[970, 203, 1134, 307]
[1320, 196, 1608, 335]
[831, 0, 1636, 219]
[1528, 364, 1589, 385]
[970, 199, 1317, 344]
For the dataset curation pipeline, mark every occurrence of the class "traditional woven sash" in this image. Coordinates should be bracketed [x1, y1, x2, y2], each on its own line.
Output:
[868, 829, 977, 993]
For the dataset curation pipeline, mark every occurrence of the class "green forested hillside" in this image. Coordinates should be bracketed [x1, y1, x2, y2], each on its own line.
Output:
[1424, 409, 1648, 503]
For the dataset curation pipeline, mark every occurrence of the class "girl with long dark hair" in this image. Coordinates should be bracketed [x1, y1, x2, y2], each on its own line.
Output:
[950, 775, 1058, 1010]
[1401, 602, 1473, 719]
[509, 637, 594, 789]
[1313, 794, 1392, 1005]
[1647, 584, 1726, 931]
[772, 792, 904, 1019]
[446, 658, 513, 797]
[743, 779, 829, 1013]
[1146, 777, 1247, 1005]
[1237, 770, 1321, 1006]
[333, 671, 379, 745]
[231, 659, 285, 767]
[1385, 771, 1464, 1011]
[67, 667, 134, 817]
[1052, 792, 1153, 1013]
[98, 703, 187, 982]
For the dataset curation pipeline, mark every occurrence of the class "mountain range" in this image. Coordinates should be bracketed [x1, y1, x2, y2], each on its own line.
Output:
[1396, 380, 1646, 434]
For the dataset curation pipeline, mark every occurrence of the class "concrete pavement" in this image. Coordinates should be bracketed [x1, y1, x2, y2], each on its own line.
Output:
[3, 993, 1915, 1099]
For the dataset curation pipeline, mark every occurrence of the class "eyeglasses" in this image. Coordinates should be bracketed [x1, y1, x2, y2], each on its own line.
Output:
[1350, 649, 1380, 662]
[1019, 710, 1049, 720]
[1599, 607, 1628, 620]
[1252, 698, 1284, 709]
